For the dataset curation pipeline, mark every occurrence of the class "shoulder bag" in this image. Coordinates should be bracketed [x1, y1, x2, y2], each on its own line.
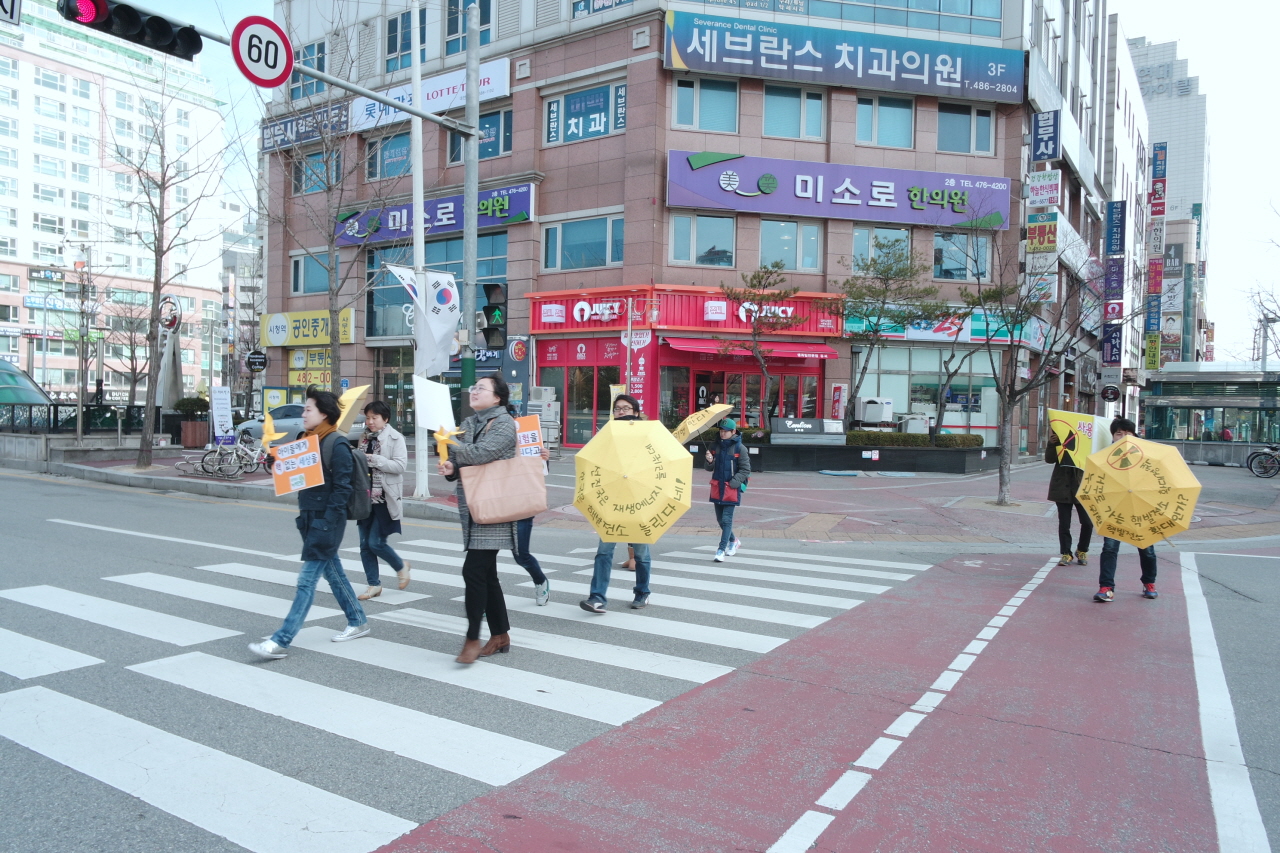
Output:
[458, 418, 548, 524]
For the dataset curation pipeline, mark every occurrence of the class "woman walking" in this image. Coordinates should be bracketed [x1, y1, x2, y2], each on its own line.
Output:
[1046, 431, 1093, 566]
[439, 374, 518, 663]
[705, 418, 750, 561]
[355, 400, 410, 600]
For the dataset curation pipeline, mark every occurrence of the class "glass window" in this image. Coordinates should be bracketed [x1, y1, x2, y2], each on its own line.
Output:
[0, 236, 13, 257]
[290, 42, 326, 100]
[366, 233, 507, 340]
[0, 146, 13, 168]
[933, 232, 989, 280]
[72, 78, 90, 99]
[69, 219, 89, 238]
[763, 86, 824, 139]
[674, 78, 737, 133]
[367, 132, 411, 180]
[35, 68, 65, 93]
[544, 83, 627, 145]
[71, 163, 91, 183]
[33, 154, 65, 178]
[852, 226, 910, 266]
[571, 0, 634, 17]
[0, 57, 15, 79]
[446, 0, 492, 56]
[33, 96, 64, 120]
[0, 86, 14, 107]
[856, 96, 913, 148]
[938, 103, 993, 154]
[71, 135, 91, 155]
[34, 126, 65, 149]
[542, 217, 624, 270]
[177, 109, 190, 127]
[291, 254, 329, 294]
[33, 213, 63, 234]
[660, 366, 691, 429]
[449, 109, 512, 162]
[113, 90, 132, 111]
[0, 273, 16, 290]
[72, 106, 93, 127]
[385, 8, 428, 72]
[0, 176, 14, 197]
[672, 214, 734, 266]
[0, 206, 12, 227]
[71, 191, 91, 211]
[292, 151, 340, 194]
[0, 117, 15, 138]
[33, 242, 62, 263]
[760, 220, 821, 271]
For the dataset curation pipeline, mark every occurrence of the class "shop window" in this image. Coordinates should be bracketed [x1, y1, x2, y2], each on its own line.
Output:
[385, 8, 428, 72]
[544, 83, 627, 145]
[564, 366, 623, 445]
[760, 220, 821, 271]
[290, 42, 326, 100]
[933, 232, 989, 281]
[291, 253, 329, 294]
[449, 110, 512, 163]
[446, 0, 491, 56]
[938, 103, 993, 154]
[367, 132, 411, 180]
[671, 214, 734, 267]
[674, 78, 738, 133]
[542, 216, 624, 271]
[660, 366, 690, 430]
[852, 226, 910, 266]
[763, 86, 823, 139]
[856, 96, 913, 148]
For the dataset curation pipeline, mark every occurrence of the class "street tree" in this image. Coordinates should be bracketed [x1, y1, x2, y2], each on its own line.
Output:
[718, 263, 810, 423]
[102, 288, 154, 405]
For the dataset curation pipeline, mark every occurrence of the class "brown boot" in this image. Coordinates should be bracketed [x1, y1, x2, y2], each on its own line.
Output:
[478, 633, 510, 657]
[456, 638, 483, 664]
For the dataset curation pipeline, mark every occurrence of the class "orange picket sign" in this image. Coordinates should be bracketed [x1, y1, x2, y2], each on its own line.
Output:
[271, 434, 325, 496]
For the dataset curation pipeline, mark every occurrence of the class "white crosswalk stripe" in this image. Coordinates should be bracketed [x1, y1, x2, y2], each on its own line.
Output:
[194, 562, 430, 606]
[0, 627, 103, 679]
[640, 560, 894, 595]
[105, 573, 344, 621]
[691, 544, 932, 571]
[0, 585, 240, 646]
[661, 551, 916, 581]
[566, 571, 861, 610]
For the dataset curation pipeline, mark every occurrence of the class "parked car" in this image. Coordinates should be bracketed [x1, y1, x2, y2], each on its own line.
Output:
[236, 404, 366, 446]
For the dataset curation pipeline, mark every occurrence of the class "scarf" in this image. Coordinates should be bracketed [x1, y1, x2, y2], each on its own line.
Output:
[305, 421, 338, 441]
[360, 429, 385, 502]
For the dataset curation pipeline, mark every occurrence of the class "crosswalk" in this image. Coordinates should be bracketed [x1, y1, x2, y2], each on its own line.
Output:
[0, 521, 933, 853]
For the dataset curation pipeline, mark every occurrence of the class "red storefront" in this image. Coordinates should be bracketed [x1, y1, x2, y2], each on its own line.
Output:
[528, 285, 840, 446]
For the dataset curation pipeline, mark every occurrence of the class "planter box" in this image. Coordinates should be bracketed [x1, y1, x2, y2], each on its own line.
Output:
[690, 443, 1000, 474]
[180, 420, 208, 449]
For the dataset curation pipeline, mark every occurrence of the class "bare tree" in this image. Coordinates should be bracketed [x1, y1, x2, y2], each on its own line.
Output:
[102, 289, 153, 404]
[717, 263, 811, 423]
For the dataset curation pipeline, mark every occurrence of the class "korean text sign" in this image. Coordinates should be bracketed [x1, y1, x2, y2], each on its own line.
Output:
[668, 151, 1010, 229]
[665, 11, 1025, 103]
[1026, 212, 1058, 253]
[1032, 111, 1060, 161]
[1105, 201, 1126, 256]
[272, 436, 324, 496]
[1027, 170, 1061, 207]
[348, 59, 510, 131]
[261, 309, 355, 348]
[515, 415, 545, 458]
[261, 104, 349, 152]
[335, 183, 534, 247]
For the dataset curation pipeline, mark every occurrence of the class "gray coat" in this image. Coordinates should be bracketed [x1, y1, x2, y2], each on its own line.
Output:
[446, 405, 517, 551]
[363, 424, 407, 521]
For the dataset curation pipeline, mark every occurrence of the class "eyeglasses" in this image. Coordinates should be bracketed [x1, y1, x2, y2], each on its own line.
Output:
[466, 384, 494, 395]
[613, 405, 634, 414]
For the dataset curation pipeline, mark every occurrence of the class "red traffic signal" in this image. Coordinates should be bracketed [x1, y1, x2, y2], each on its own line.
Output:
[56, 1, 203, 61]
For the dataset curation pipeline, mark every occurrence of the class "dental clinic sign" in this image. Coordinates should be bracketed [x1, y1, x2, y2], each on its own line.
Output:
[668, 151, 1011, 229]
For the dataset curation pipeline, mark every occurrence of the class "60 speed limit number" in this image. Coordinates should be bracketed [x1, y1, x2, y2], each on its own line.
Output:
[231, 16, 294, 89]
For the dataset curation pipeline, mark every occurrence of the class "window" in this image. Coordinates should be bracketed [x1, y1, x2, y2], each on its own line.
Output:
[446, 0, 491, 56]
[175, 185, 188, 206]
[0, 206, 12, 226]
[853, 226, 910, 265]
[0, 117, 14, 138]
[176, 109, 190, 127]
[33, 242, 62, 263]
[763, 86, 824, 139]
[69, 219, 89, 238]
[138, 124, 160, 148]
[34, 213, 63, 234]
[35, 126, 66, 150]
[366, 132, 410, 179]
[856, 96, 914, 148]
[103, 252, 129, 269]
[385, 8, 427, 71]
[175, 134, 189, 153]
[141, 98, 160, 120]
[33, 184, 63, 205]
[0, 237, 13, 257]
[674, 78, 737, 133]
[33, 154, 65, 178]
[760, 220, 821, 271]
[114, 174, 133, 195]
[542, 216, 624, 270]
[0, 176, 14, 197]
[34, 97, 65, 121]
[113, 117, 133, 139]
[0, 146, 13, 167]
[114, 91, 133, 111]
[933, 231, 990, 280]
[71, 163, 92, 184]
[113, 145, 133, 164]
[113, 226, 131, 244]
[291, 254, 329, 293]
[174, 161, 188, 180]
[72, 78, 90, 99]
[136, 257, 154, 278]
[292, 151, 340, 194]
[0, 87, 15, 107]
[71, 134, 91, 155]
[71, 191, 91, 211]
[544, 84, 627, 145]
[366, 232, 506, 339]
[671, 214, 735, 266]
[290, 42, 326, 100]
[72, 107, 93, 127]
[937, 103, 993, 154]
[449, 109, 512, 162]
[0, 57, 15, 79]
[0, 273, 16, 291]
[35, 68, 65, 92]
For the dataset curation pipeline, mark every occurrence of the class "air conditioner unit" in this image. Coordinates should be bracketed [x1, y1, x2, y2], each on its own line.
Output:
[530, 386, 556, 402]
[856, 397, 894, 423]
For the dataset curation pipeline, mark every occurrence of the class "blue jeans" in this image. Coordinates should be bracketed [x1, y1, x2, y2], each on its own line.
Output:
[511, 517, 547, 585]
[272, 558, 366, 647]
[1098, 537, 1158, 588]
[589, 540, 650, 605]
[357, 515, 404, 586]
[714, 504, 737, 551]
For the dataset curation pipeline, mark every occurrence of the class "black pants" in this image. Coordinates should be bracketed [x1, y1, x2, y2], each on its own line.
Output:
[1057, 501, 1094, 554]
[462, 549, 509, 641]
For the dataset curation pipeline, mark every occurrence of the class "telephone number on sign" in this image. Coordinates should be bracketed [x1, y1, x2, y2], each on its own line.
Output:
[965, 82, 1020, 93]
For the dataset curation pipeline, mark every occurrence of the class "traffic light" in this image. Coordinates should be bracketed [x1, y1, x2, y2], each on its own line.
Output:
[57, 1, 203, 61]
[479, 283, 507, 349]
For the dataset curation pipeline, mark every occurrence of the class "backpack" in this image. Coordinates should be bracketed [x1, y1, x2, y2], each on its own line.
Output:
[319, 433, 372, 521]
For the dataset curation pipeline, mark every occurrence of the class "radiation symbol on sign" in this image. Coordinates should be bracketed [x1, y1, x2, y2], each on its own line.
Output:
[1056, 428, 1078, 464]
[1106, 440, 1145, 470]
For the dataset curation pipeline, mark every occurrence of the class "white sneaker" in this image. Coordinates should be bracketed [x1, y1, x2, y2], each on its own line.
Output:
[332, 624, 371, 642]
[714, 549, 726, 562]
[534, 580, 550, 606]
[249, 639, 287, 659]
[726, 537, 741, 557]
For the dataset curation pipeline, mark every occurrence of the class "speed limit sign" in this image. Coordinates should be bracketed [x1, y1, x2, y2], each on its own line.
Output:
[231, 16, 294, 89]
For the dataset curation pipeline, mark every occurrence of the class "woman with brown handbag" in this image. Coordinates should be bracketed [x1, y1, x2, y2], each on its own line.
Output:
[438, 373, 518, 664]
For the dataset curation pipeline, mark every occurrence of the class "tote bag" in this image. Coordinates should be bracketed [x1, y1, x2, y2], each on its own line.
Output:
[459, 454, 548, 524]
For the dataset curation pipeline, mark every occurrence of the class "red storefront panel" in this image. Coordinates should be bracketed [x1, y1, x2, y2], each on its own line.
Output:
[664, 337, 838, 360]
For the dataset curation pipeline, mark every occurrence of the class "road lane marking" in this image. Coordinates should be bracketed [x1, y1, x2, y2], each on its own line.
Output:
[766, 811, 836, 853]
[0, 686, 415, 853]
[289, 627, 659, 726]
[48, 519, 287, 558]
[883, 711, 927, 738]
[532, 578, 840, 624]
[0, 586, 239, 646]
[195, 563, 429, 606]
[691, 545, 931, 571]
[814, 770, 873, 810]
[852, 736, 902, 769]
[662, 551, 915, 582]
[129, 652, 562, 787]
[105, 573, 342, 621]
[640, 561, 892, 595]
[400, 538, 594, 567]
[0, 627, 103, 679]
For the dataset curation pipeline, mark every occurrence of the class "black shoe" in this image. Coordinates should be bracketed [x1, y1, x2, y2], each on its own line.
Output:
[579, 597, 606, 613]
[630, 594, 650, 609]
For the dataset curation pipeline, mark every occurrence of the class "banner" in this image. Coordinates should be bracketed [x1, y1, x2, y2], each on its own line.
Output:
[1048, 408, 1109, 470]
[1144, 333, 1161, 371]
[1105, 201, 1126, 256]
[1104, 257, 1124, 301]
[1152, 142, 1167, 179]
[349, 59, 510, 131]
[1027, 169, 1061, 206]
[515, 415, 545, 458]
[1147, 258, 1164, 294]
[1150, 178, 1167, 217]
[210, 386, 235, 447]
[1032, 111, 1061, 161]
[1101, 324, 1123, 365]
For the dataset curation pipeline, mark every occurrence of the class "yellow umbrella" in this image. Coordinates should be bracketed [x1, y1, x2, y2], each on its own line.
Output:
[335, 384, 370, 435]
[1076, 436, 1201, 549]
[574, 418, 694, 543]
[670, 404, 733, 444]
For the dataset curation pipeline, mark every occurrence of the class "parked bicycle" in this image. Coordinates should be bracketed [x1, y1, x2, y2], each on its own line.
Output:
[200, 432, 269, 478]
[1247, 444, 1280, 478]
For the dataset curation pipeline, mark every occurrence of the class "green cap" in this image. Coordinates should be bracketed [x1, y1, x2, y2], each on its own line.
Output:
[719, 418, 737, 430]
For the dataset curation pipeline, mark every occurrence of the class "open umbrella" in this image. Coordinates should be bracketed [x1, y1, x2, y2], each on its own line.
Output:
[1076, 436, 1201, 549]
[574, 418, 694, 543]
[670, 403, 733, 444]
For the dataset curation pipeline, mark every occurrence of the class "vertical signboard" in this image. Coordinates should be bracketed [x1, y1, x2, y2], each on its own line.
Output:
[1144, 333, 1161, 371]
[1026, 212, 1058, 253]
[1032, 111, 1061, 161]
[1151, 142, 1167, 179]
[1105, 201, 1126, 256]
[1102, 324, 1123, 365]
[1192, 203, 1203, 251]
[1027, 170, 1062, 207]
[1150, 178, 1167, 217]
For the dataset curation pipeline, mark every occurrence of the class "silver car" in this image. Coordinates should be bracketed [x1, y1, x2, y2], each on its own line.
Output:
[236, 404, 366, 447]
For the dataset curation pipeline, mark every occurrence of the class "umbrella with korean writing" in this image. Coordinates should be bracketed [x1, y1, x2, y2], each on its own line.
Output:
[670, 403, 733, 445]
[574, 418, 694, 544]
[1076, 436, 1201, 549]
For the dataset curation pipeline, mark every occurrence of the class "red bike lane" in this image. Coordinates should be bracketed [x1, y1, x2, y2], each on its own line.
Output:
[378, 551, 1216, 853]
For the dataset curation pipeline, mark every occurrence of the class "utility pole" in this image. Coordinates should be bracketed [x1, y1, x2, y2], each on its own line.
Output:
[461, 1, 479, 400]
[409, 0, 432, 498]
[74, 248, 93, 444]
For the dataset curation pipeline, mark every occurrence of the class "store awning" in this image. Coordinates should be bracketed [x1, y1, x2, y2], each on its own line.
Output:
[664, 337, 838, 360]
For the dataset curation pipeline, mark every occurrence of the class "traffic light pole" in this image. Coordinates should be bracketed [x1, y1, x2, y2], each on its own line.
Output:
[460, 2, 480, 405]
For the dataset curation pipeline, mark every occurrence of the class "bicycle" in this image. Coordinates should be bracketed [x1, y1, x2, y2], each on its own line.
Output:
[200, 433, 269, 478]
[1247, 445, 1280, 478]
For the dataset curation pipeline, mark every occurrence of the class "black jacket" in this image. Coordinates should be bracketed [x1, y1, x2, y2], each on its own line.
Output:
[296, 431, 353, 560]
[1045, 435, 1083, 504]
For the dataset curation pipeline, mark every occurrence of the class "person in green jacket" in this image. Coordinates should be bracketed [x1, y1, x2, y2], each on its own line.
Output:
[1046, 431, 1093, 566]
